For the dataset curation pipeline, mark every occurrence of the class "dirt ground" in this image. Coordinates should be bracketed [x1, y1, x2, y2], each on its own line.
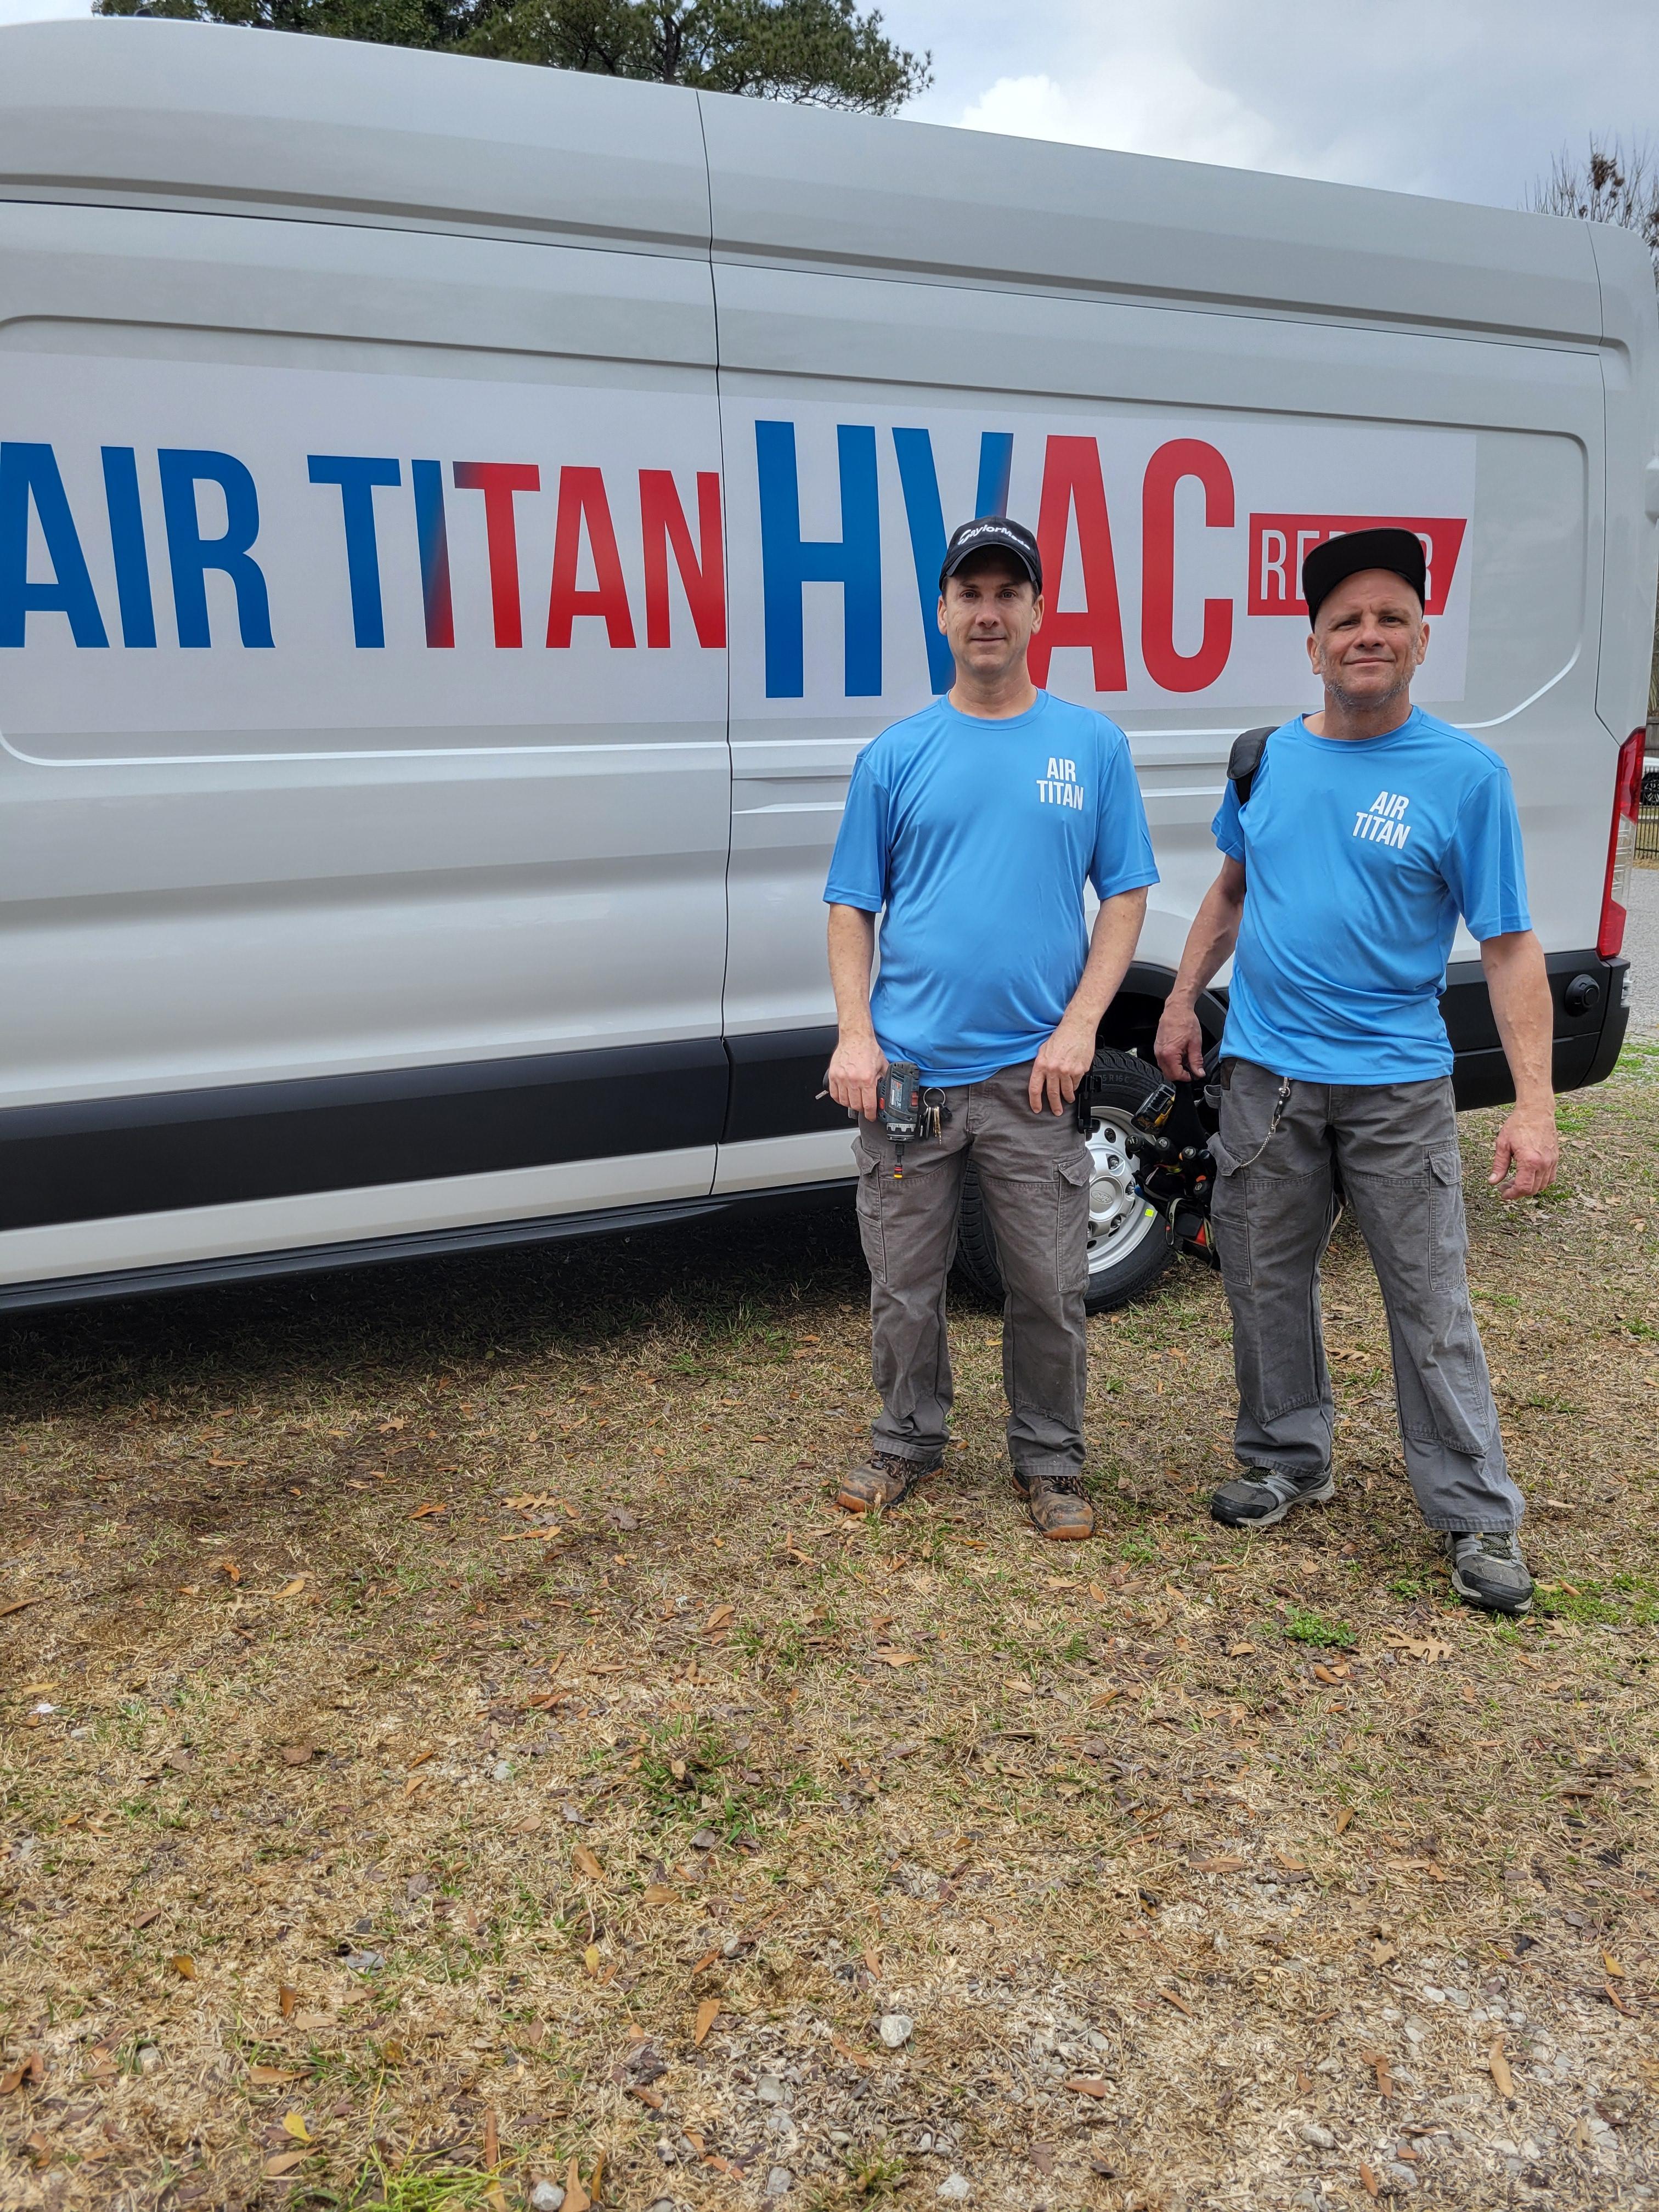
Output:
[3, 1047, 1656, 2212]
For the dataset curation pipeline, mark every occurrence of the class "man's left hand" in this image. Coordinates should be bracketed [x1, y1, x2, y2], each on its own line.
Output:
[1030, 1015, 1098, 1116]
[1489, 1100, 1559, 1200]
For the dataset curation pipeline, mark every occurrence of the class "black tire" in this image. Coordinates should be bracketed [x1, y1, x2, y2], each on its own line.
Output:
[954, 1049, 1176, 1313]
[1642, 765, 1659, 809]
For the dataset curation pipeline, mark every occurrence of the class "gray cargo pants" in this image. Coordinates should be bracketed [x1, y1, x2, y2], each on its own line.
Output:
[1210, 1058, 1525, 1533]
[853, 1062, 1092, 1481]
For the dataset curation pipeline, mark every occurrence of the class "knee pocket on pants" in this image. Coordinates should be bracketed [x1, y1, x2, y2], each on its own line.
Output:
[854, 1152, 888, 1284]
[1427, 1148, 1469, 1291]
[986, 1152, 1092, 1299]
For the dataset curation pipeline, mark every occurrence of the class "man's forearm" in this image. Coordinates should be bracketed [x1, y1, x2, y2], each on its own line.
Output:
[1060, 887, 1149, 1030]
[827, 904, 878, 1038]
[1482, 930, 1554, 1105]
[1166, 872, 1245, 1012]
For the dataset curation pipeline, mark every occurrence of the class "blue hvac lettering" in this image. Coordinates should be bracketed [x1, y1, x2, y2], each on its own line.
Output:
[0, 440, 274, 648]
[892, 427, 1014, 692]
[755, 421, 882, 698]
[758, 421, 1019, 698]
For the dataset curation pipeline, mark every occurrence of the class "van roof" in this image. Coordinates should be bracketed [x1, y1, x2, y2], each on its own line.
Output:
[0, 16, 1616, 345]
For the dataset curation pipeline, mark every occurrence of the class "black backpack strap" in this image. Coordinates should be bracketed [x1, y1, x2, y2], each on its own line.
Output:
[1227, 725, 1276, 806]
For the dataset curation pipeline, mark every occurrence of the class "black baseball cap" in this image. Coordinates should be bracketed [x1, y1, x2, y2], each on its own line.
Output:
[939, 514, 1042, 593]
[1301, 527, 1427, 627]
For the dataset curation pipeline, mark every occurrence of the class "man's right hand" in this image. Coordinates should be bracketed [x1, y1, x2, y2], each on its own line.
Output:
[1154, 1000, 1207, 1084]
[827, 1032, 888, 1122]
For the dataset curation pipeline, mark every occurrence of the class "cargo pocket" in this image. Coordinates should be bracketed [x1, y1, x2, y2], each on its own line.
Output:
[1206, 1130, 1250, 1289]
[1055, 1151, 1092, 1297]
[1427, 1147, 1469, 1292]
[854, 1147, 887, 1284]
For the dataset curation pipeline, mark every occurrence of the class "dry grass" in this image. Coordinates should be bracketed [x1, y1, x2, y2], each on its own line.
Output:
[3, 1047, 1657, 2212]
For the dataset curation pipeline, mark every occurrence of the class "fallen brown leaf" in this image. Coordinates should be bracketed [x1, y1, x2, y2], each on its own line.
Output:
[1488, 2038, 1515, 2097]
[280, 1743, 314, 1767]
[410, 1502, 448, 1519]
[1359, 2162, 1380, 2199]
[693, 1997, 720, 2046]
[264, 2152, 307, 2178]
[1066, 2076, 1111, 2099]
[278, 1985, 299, 2020]
[1159, 1987, 1194, 2018]
[1193, 1854, 1247, 1874]
[572, 1844, 604, 1881]
[250, 2064, 306, 2085]
[170, 1954, 196, 1979]
[1335, 1806, 1355, 1835]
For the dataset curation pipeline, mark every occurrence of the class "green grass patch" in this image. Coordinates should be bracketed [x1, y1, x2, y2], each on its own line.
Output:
[1281, 1606, 1356, 1649]
[1535, 1574, 1659, 1628]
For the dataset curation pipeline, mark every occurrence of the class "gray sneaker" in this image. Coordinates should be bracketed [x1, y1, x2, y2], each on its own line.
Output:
[1446, 1531, 1533, 1616]
[1210, 1464, 1335, 1530]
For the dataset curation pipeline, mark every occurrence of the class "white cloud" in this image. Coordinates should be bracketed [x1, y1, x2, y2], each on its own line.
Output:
[893, 0, 1659, 212]
[960, 50, 1302, 179]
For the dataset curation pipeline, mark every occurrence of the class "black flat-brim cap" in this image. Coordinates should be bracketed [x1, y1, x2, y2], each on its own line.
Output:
[940, 514, 1042, 593]
[1302, 526, 1426, 626]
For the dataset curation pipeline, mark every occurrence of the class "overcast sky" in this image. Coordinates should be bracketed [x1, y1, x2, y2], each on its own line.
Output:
[2, 0, 1652, 213]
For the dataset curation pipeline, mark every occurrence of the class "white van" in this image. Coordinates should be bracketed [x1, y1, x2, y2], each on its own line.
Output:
[0, 18, 1652, 1314]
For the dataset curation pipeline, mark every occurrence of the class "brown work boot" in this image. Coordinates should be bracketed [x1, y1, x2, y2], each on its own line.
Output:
[1012, 1470, 1097, 1541]
[836, 1450, 939, 1516]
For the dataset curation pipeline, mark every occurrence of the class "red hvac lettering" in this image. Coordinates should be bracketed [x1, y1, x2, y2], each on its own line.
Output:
[1248, 514, 1468, 617]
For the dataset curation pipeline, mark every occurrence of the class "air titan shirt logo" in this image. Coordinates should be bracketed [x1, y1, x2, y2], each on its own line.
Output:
[1039, 756, 1086, 810]
[1354, 789, 1412, 848]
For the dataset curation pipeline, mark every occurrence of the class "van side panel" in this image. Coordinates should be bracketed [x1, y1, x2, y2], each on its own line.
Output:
[0, 204, 730, 1288]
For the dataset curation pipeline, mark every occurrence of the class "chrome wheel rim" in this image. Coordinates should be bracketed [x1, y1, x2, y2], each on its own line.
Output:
[1085, 1112, 1160, 1277]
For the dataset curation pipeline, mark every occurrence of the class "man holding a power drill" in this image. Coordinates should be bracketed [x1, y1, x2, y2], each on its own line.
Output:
[823, 517, 1157, 1541]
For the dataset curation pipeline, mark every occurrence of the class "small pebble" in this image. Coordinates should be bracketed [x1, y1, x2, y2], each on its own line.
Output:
[1385, 2164, 1419, 2192]
[1299, 2123, 1336, 2149]
[136, 2046, 161, 2075]
[490, 1759, 512, 1782]
[879, 2013, 914, 2048]
[756, 2075, 785, 2104]
[528, 2186, 565, 2212]
[765, 2168, 792, 2198]
[938, 2179, 971, 2204]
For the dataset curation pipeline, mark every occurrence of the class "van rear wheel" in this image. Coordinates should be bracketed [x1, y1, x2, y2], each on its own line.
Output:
[954, 1050, 1176, 1313]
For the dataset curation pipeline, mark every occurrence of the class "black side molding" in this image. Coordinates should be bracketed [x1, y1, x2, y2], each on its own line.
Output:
[0, 1038, 728, 1232]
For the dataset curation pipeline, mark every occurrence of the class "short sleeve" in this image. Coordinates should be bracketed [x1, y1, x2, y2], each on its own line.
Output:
[1090, 726, 1160, 899]
[823, 748, 891, 912]
[1444, 765, 1531, 940]
[1212, 778, 1245, 862]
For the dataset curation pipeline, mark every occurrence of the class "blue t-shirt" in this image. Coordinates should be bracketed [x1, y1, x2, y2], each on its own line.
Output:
[1214, 707, 1531, 1084]
[824, 691, 1159, 1084]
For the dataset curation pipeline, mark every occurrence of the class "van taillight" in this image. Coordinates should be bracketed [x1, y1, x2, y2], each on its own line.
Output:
[1598, 727, 1645, 959]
